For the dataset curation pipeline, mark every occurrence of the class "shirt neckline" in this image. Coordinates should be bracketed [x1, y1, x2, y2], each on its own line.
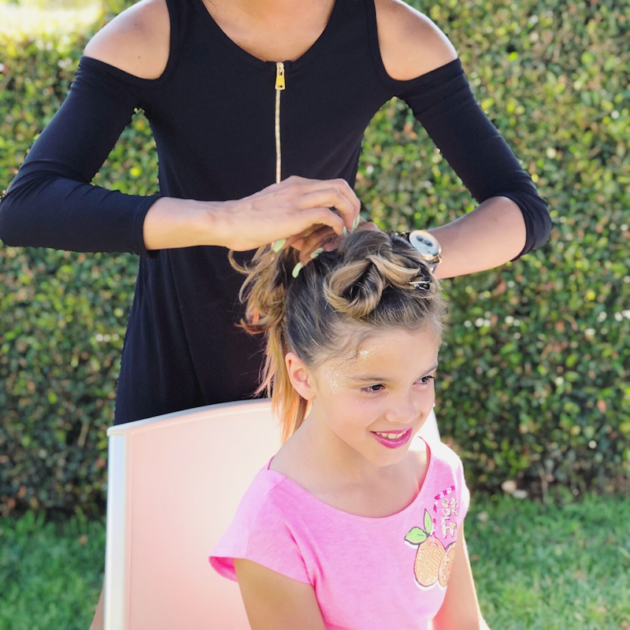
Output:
[266, 436, 434, 522]
[194, 0, 341, 71]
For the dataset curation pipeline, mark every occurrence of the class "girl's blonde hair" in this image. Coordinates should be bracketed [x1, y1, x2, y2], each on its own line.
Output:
[234, 230, 445, 442]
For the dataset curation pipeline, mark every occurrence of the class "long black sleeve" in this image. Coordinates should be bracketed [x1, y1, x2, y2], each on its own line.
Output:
[396, 59, 552, 258]
[0, 57, 159, 256]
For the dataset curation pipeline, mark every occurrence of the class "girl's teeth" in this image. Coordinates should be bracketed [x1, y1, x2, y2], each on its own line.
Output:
[376, 432, 404, 439]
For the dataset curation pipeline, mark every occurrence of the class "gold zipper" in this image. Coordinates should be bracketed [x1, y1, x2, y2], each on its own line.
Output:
[275, 62, 285, 184]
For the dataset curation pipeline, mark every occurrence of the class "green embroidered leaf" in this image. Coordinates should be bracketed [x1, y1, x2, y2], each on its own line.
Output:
[405, 527, 427, 545]
[424, 509, 433, 535]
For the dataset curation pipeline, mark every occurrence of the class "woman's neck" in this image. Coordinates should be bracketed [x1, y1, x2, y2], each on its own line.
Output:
[200, 0, 335, 62]
[211, 0, 327, 20]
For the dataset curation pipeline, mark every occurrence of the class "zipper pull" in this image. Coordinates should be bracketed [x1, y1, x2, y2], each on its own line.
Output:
[275, 62, 286, 90]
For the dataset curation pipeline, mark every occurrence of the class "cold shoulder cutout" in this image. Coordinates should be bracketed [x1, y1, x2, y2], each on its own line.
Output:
[84, 0, 171, 80]
[372, 0, 457, 82]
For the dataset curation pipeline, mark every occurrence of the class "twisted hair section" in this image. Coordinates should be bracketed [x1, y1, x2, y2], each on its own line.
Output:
[234, 231, 445, 442]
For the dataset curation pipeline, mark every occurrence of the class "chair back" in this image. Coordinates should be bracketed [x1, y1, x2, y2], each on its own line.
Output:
[104, 399, 282, 630]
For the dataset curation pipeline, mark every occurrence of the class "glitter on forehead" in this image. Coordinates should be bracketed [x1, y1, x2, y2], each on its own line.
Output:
[315, 325, 440, 392]
[311, 320, 440, 372]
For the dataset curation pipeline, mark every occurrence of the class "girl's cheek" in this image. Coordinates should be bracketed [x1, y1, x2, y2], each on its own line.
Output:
[321, 369, 346, 396]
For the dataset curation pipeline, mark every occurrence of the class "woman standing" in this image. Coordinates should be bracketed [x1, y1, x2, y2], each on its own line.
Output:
[0, 0, 550, 624]
[0, 0, 550, 425]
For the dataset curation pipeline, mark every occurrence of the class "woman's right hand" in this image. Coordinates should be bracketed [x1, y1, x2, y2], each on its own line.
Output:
[210, 176, 361, 251]
[142, 176, 360, 252]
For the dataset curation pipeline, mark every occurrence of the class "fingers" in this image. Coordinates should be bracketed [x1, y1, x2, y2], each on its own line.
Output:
[277, 220, 334, 256]
[276, 216, 382, 280]
[292, 226, 338, 265]
[290, 217, 378, 266]
[354, 219, 380, 233]
[297, 186, 359, 230]
[227, 178, 361, 252]
[295, 206, 347, 237]
[278, 176, 360, 228]
[284, 222, 325, 251]
[280, 217, 377, 258]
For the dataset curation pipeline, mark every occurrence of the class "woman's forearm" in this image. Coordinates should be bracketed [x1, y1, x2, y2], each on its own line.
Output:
[142, 197, 220, 250]
[143, 177, 360, 253]
[429, 196, 527, 279]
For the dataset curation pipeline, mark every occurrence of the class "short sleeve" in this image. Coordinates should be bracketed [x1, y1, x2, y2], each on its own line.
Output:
[454, 455, 470, 521]
[210, 484, 311, 585]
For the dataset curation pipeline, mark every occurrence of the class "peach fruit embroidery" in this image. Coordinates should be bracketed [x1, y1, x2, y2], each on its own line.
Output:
[405, 503, 458, 589]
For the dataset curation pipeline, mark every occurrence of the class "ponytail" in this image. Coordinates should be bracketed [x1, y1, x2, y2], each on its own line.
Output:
[234, 246, 309, 442]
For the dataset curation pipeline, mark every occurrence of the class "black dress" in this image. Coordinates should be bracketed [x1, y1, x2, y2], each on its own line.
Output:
[0, 0, 551, 424]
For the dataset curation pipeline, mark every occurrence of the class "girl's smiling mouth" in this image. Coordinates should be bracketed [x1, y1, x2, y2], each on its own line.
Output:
[370, 428, 413, 449]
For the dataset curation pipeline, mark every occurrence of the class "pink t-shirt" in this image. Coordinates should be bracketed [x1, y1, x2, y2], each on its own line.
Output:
[210, 438, 470, 630]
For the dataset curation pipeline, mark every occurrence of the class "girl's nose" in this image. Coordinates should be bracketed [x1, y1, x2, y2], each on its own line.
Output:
[383, 396, 423, 426]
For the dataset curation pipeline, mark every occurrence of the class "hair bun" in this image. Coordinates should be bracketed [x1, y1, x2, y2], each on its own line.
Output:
[324, 258, 385, 318]
[324, 233, 432, 319]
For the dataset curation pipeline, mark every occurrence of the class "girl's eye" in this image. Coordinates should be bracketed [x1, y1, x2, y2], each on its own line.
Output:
[418, 375, 435, 385]
[361, 384, 385, 394]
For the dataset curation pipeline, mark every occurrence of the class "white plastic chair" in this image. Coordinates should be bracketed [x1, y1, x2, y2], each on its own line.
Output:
[103, 400, 440, 629]
[104, 399, 283, 630]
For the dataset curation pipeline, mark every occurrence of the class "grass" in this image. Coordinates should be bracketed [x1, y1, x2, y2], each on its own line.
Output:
[468, 494, 630, 629]
[0, 512, 105, 630]
[0, 495, 628, 629]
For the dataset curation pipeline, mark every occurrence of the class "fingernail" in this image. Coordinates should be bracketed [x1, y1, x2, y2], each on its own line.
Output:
[272, 239, 286, 253]
[342, 227, 348, 237]
[291, 262, 303, 278]
[352, 216, 360, 230]
[310, 248, 323, 259]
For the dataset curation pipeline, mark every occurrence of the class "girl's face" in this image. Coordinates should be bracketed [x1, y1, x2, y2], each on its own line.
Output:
[288, 325, 440, 471]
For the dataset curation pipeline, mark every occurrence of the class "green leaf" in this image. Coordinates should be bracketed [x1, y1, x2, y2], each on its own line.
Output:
[424, 509, 434, 535]
[405, 527, 427, 545]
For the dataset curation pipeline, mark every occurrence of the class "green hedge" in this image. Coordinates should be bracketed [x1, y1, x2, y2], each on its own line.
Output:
[0, 0, 628, 514]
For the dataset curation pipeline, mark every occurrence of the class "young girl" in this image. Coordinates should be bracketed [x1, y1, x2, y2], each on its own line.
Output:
[210, 230, 489, 629]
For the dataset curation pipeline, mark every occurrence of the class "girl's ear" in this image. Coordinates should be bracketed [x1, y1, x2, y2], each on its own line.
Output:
[285, 352, 317, 401]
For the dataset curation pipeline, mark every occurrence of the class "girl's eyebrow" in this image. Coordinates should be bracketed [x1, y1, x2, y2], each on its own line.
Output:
[348, 363, 439, 382]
